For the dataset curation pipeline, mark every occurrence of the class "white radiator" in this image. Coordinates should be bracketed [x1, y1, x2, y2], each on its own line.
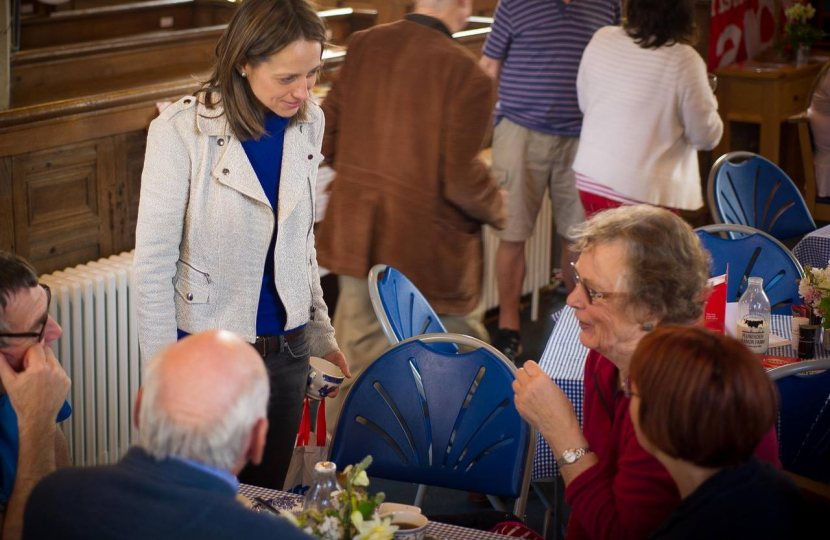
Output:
[40, 251, 140, 467]
[481, 193, 553, 321]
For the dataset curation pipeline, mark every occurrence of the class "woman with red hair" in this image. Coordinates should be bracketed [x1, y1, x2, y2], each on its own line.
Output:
[629, 326, 809, 539]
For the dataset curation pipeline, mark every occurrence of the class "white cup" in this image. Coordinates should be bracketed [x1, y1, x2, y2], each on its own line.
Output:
[383, 511, 429, 540]
[306, 356, 345, 400]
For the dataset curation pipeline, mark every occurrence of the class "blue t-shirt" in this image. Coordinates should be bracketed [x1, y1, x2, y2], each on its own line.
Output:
[0, 395, 72, 507]
[241, 113, 292, 336]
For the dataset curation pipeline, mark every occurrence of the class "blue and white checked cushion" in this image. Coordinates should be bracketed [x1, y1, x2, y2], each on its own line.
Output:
[793, 225, 830, 269]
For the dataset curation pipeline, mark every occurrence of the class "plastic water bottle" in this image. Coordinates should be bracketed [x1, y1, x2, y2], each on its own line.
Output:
[736, 277, 770, 354]
[303, 461, 341, 512]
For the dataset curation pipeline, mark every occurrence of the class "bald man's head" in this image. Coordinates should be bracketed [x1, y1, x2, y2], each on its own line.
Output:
[137, 331, 269, 471]
[414, 0, 472, 34]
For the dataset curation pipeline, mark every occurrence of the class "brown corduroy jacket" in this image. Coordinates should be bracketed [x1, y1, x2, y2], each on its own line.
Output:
[316, 18, 506, 315]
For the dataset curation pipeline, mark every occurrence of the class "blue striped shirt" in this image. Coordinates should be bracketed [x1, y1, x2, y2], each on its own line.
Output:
[482, 0, 621, 136]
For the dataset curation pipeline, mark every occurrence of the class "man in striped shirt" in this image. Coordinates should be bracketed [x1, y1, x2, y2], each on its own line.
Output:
[480, 0, 620, 361]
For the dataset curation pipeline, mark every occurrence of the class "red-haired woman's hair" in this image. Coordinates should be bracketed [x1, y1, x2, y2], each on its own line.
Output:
[630, 326, 778, 467]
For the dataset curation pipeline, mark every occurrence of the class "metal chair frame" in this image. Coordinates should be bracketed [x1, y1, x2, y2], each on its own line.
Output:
[766, 359, 830, 483]
[329, 333, 536, 519]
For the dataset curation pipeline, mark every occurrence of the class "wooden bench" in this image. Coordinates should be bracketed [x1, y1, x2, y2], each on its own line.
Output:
[19, 0, 234, 51]
[10, 8, 376, 108]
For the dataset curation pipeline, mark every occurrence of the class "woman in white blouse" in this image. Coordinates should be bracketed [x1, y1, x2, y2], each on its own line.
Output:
[573, 0, 723, 216]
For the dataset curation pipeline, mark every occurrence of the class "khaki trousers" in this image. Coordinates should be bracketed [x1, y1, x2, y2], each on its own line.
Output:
[325, 275, 488, 428]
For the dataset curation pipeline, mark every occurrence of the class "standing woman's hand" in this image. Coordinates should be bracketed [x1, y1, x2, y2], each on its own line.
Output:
[323, 349, 351, 398]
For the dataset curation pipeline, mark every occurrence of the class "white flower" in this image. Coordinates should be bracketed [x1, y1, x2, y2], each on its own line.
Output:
[318, 515, 345, 540]
[353, 470, 370, 487]
[353, 515, 398, 540]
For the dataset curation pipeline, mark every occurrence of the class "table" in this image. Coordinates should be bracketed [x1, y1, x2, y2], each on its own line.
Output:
[714, 59, 824, 167]
[532, 306, 827, 480]
[793, 223, 830, 269]
[238, 484, 511, 540]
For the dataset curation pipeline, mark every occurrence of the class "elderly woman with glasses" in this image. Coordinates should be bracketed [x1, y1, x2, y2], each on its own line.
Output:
[512, 206, 781, 540]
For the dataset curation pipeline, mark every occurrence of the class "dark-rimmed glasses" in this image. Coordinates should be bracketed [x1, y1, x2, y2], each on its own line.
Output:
[0, 284, 51, 342]
[570, 262, 624, 304]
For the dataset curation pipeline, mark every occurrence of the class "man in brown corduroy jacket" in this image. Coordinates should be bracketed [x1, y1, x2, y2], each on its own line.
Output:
[316, 0, 506, 424]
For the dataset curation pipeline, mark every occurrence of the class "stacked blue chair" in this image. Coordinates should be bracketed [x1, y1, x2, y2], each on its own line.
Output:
[708, 151, 816, 241]
[329, 333, 535, 518]
[695, 224, 805, 314]
[767, 360, 830, 484]
[368, 264, 457, 353]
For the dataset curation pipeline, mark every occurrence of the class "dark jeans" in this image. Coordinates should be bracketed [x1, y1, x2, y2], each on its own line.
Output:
[238, 329, 310, 489]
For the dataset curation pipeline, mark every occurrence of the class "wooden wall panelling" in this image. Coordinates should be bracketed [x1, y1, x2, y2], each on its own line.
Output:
[11, 138, 116, 274]
[0, 158, 14, 252]
[113, 131, 147, 253]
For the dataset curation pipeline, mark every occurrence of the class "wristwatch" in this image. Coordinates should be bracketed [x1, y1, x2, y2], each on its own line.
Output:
[558, 447, 592, 467]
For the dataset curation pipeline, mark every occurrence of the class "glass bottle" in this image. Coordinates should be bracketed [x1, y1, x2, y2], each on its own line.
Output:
[736, 277, 770, 354]
[303, 461, 341, 512]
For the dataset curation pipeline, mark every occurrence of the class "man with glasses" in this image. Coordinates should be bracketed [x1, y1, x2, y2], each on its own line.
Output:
[0, 251, 71, 540]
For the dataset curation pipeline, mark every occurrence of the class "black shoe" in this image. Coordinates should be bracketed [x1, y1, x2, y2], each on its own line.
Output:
[492, 329, 522, 363]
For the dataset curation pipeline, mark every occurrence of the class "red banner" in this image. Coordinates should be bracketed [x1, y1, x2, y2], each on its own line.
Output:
[708, 0, 778, 70]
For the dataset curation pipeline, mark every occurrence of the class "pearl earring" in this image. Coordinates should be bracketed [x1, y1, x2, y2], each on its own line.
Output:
[240, 71, 247, 78]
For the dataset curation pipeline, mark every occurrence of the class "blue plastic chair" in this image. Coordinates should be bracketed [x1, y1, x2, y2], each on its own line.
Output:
[768, 360, 830, 484]
[329, 333, 535, 518]
[368, 264, 457, 353]
[695, 224, 805, 314]
[707, 151, 816, 240]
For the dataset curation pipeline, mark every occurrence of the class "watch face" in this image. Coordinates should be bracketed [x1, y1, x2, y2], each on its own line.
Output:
[563, 450, 577, 463]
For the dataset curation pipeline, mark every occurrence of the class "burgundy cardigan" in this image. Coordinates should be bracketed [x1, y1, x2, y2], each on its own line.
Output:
[563, 350, 781, 540]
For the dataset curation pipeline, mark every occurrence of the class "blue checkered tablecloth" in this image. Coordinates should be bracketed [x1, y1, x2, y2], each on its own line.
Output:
[238, 485, 511, 539]
[532, 307, 823, 480]
[793, 224, 830, 269]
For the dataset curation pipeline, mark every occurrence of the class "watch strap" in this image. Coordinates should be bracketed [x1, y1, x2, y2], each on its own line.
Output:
[557, 446, 592, 467]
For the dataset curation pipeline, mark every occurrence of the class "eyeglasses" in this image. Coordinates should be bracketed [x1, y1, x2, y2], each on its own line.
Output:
[569, 262, 624, 304]
[0, 284, 51, 342]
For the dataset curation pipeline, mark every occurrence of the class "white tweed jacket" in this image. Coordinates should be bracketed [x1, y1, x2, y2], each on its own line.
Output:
[134, 95, 338, 362]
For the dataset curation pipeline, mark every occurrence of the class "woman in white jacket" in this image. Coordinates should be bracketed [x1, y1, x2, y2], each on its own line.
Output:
[573, 0, 723, 216]
[134, 0, 350, 489]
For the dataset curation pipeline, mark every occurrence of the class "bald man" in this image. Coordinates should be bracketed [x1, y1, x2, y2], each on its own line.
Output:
[21, 331, 311, 540]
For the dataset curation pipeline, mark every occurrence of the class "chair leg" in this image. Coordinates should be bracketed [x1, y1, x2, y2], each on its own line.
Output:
[486, 494, 507, 513]
[414, 484, 429, 508]
[554, 476, 566, 540]
[531, 480, 557, 540]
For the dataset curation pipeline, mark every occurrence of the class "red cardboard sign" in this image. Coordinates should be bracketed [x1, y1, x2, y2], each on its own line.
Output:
[704, 271, 728, 333]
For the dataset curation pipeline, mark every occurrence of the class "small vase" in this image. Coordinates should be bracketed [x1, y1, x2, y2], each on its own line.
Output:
[796, 44, 811, 67]
[822, 326, 830, 350]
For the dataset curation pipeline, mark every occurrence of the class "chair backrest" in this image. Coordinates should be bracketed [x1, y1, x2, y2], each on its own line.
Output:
[767, 360, 830, 483]
[368, 264, 457, 353]
[329, 333, 534, 517]
[707, 151, 816, 240]
[695, 224, 805, 314]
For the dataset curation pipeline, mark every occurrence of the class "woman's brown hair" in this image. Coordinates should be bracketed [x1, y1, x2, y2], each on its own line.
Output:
[569, 205, 711, 326]
[625, 0, 696, 49]
[630, 326, 778, 468]
[197, 0, 327, 140]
